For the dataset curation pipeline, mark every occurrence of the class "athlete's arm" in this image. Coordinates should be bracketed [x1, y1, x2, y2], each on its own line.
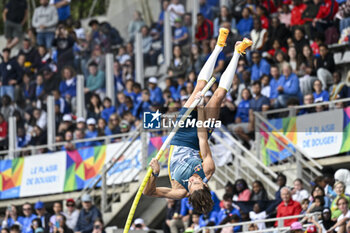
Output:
[143, 158, 187, 199]
[196, 94, 215, 179]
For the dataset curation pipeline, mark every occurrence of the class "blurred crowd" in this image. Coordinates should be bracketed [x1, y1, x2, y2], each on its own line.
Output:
[0, 0, 349, 152]
[2, 169, 350, 233]
[163, 168, 350, 233]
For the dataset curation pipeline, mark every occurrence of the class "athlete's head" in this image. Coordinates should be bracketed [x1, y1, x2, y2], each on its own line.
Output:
[188, 176, 214, 214]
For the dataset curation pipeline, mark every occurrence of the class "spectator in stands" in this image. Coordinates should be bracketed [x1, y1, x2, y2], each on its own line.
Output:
[213, 6, 236, 38]
[0, 113, 8, 145]
[291, 179, 309, 203]
[309, 185, 331, 210]
[0, 48, 21, 100]
[10, 225, 21, 233]
[250, 180, 269, 201]
[251, 52, 270, 82]
[43, 67, 61, 99]
[34, 201, 51, 233]
[331, 181, 350, 220]
[32, 0, 58, 49]
[52, 24, 75, 69]
[59, 66, 76, 105]
[31, 218, 44, 233]
[275, 187, 302, 227]
[157, 0, 170, 32]
[250, 20, 267, 51]
[130, 218, 149, 231]
[329, 71, 347, 100]
[195, 13, 213, 42]
[328, 197, 350, 232]
[312, 79, 329, 102]
[2, 0, 28, 49]
[188, 43, 206, 75]
[85, 62, 105, 96]
[214, 193, 240, 230]
[104, 113, 120, 135]
[133, 89, 152, 120]
[249, 203, 267, 230]
[128, 11, 146, 42]
[169, 45, 189, 78]
[233, 179, 251, 201]
[315, 44, 335, 90]
[86, 118, 100, 146]
[148, 77, 164, 105]
[291, 0, 307, 27]
[88, 219, 104, 233]
[292, 28, 309, 56]
[268, 17, 290, 50]
[236, 8, 253, 37]
[2, 205, 21, 229]
[274, 63, 301, 108]
[167, 0, 185, 26]
[52, 214, 73, 233]
[279, 4, 291, 27]
[173, 18, 189, 46]
[75, 194, 102, 233]
[101, 98, 115, 122]
[230, 88, 251, 143]
[49, 202, 64, 232]
[312, 0, 338, 33]
[320, 208, 336, 231]
[19, 203, 37, 233]
[164, 198, 182, 233]
[50, 0, 71, 22]
[275, 173, 287, 203]
[250, 81, 270, 112]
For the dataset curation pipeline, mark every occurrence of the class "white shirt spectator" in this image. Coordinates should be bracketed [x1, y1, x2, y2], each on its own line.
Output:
[249, 211, 266, 230]
[250, 29, 267, 50]
[335, 210, 350, 232]
[167, 3, 185, 26]
[292, 189, 309, 203]
[64, 209, 79, 230]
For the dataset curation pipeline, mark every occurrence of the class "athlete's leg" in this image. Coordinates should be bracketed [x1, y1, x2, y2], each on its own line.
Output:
[205, 39, 252, 121]
[184, 28, 229, 108]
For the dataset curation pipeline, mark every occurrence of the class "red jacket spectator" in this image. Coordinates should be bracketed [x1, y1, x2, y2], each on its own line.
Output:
[262, 0, 277, 13]
[261, 15, 269, 29]
[316, 0, 338, 20]
[291, 3, 307, 26]
[195, 13, 213, 42]
[275, 188, 302, 227]
[0, 120, 8, 139]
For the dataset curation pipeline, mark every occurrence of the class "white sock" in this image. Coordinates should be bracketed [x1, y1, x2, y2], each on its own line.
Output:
[197, 45, 223, 82]
[218, 51, 240, 92]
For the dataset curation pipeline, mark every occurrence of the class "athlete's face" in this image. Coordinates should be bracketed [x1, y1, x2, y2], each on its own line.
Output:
[188, 176, 204, 193]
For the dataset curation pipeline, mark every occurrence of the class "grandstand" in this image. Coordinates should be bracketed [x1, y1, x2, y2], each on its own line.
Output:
[0, 0, 350, 233]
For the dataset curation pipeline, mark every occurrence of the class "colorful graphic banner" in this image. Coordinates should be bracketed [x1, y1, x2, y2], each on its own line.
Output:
[261, 107, 350, 165]
[20, 152, 66, 197]
[0, 158, 24, 199]
[0, 140, 142, 200]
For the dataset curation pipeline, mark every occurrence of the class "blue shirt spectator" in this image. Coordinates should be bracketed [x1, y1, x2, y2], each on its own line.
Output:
[235, 99, 250, 123]
[173, 21, 189, 46]
[50, 0, 71, 21]
[18, 203, 37, 233]
[213, 194, 241, 231]
[270, 77, 280, 100]
[237, 17, 253, 37]
[200, 0, 214, 20]
[251, 53, 270, 81]
[133, 101, 152, 119]
[59, 76, 77, 98]
[313, 90, 329, 102]
[148, 77, 164, 105]
[101, 105, 116, 122]
[278, 72, 300, 96]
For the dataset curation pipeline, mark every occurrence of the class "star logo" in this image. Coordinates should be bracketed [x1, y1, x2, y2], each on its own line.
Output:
[143, 110, 161, 129]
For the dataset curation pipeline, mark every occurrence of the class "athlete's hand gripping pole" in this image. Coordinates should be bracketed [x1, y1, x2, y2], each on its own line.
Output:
[123, 77, 216, 233]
